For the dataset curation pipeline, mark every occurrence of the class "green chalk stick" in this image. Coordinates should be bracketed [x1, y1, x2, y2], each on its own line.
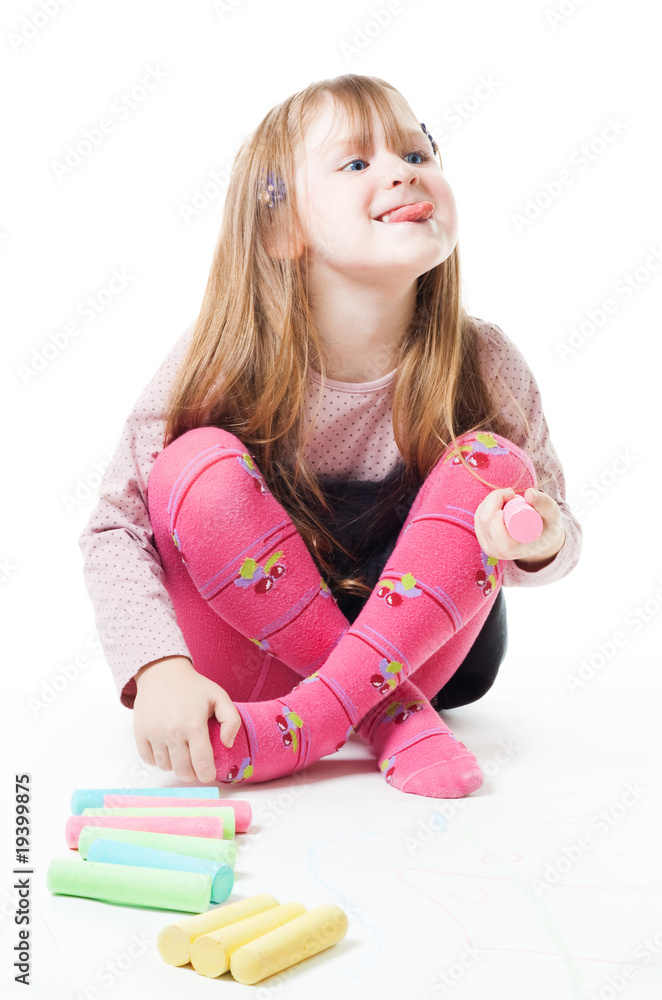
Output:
[78, 826, 237, 866]
[46, 858, 212, 912]
[82, 807, 235, 840]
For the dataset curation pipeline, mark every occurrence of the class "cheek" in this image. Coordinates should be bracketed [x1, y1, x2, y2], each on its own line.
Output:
[437, 181, 458, 226]
[308, 199, 341, 232]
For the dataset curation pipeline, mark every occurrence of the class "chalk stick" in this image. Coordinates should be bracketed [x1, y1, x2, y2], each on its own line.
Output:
[503, 495, 543, 543]
[66, 815, 224, 849]
[230, 903, 349, 984]
[191, 902, 307, 978]
[104, 795, 251, 833]
[71, 787, 220, 813]
[78, 827, 237, 866]
[82, 807, 235, 840]
[157, 893, 280, 967]
[86, 839, 234, 904]
[47, 857, 212, 913]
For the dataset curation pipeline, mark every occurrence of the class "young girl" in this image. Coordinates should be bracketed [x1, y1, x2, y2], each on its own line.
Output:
[79, 73, 581, 800]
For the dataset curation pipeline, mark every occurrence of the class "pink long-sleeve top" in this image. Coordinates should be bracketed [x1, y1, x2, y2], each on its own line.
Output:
[78, 317, 582, 706]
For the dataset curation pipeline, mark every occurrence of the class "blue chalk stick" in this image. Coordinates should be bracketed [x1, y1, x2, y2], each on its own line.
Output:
[86, 838, 234, 904]
[70, 787, 220, 814]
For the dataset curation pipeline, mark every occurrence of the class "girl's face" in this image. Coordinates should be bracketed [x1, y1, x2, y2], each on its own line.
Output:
[293, 96, 458, 290]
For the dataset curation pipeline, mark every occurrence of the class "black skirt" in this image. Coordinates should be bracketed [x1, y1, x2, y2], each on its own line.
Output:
[316, 463, 507, 709]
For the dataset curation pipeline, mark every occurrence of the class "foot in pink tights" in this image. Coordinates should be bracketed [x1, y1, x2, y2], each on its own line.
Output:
[356, 680, 484, 798]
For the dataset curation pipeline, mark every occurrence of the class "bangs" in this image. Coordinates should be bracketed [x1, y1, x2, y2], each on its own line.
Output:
[298, 78, 428, 159]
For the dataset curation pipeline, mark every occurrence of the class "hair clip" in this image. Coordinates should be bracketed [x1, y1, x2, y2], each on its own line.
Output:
[419, 122, 438, 156]
[257, 168, 286, 208]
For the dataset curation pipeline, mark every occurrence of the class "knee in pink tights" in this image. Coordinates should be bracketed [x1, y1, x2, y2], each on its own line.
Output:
[147, 426, 350, 677]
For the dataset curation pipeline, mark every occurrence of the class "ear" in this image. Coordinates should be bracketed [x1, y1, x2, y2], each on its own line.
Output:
[265, 207, 305, 260]
[266, 231, 305, 260]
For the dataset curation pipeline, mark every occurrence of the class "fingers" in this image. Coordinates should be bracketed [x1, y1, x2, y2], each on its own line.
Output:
[476, 485, 566, 565]
[136, 728, 176, 776]
[479, 487, 517, 517]
[157, 730, 213, 783]
[132, 676, 240, 784]
[149, 742, 174, 773]
[187, 728, 218, 785]
[164, 739, 200, 783]
[523, 487, 552, 515]
[214, 696, 242, 750]
[139, 726, 193, 780]
[474, 488, 516, 554]
[141, 728, 219, 784]
[135, 737, 156, 768]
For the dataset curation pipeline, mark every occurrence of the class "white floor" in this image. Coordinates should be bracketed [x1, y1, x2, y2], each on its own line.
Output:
[4, 629, 661, 1000]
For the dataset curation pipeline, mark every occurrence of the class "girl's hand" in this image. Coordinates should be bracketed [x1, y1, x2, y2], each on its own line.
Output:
[132, 656, 242, 784]
[474, 487, 566, 566]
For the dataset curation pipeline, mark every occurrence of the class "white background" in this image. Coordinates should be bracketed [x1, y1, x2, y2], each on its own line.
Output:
[1, 1, 661, 998]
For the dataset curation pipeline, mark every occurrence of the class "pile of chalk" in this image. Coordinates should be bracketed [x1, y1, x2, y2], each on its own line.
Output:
[158, 893, 348, 983]
[46, 786, 348, 985]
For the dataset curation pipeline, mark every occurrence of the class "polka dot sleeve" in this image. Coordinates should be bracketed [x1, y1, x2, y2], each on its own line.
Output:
[77, 322, 197, 708]
[478, 321, 583, 588]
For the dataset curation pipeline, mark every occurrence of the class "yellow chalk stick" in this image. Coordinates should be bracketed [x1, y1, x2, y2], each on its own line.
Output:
[157, 893, 279, 967]
[230, 904, 348, 985]
[191, 902, 307, 979]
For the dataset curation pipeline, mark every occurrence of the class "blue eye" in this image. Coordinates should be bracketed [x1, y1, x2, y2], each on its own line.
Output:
[343, 150, 431, 171]
[406, 150, 430, 165]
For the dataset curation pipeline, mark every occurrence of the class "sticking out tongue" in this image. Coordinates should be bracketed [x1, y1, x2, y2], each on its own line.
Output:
[382, 201, 434, 223]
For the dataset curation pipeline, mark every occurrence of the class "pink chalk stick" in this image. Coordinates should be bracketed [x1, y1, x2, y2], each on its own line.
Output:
[503, 495, 543, 543]
[103, 795, 252, 833]
[66, 814, 223, 849]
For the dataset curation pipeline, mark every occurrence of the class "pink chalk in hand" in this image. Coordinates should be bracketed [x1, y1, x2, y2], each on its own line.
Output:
[503, 495, 543, 543]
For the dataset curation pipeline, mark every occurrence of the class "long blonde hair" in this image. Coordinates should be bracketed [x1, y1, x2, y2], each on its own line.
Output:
[163, 73, 546, 602]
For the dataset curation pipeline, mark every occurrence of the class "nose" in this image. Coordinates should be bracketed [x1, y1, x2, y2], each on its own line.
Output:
[390, 171, 419, 192]
[384, 154, 419, 187]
